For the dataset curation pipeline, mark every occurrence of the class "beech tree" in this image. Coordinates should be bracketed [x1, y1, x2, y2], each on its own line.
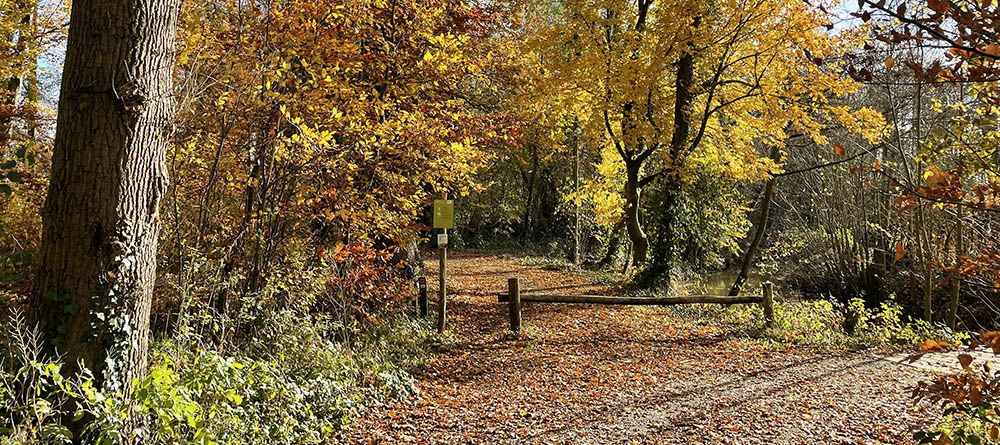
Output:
[30, 0, 181, 394]
[530, 0, 884, 279]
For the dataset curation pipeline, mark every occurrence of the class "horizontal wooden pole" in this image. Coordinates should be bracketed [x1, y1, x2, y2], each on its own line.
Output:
[497, 293, 763, 305]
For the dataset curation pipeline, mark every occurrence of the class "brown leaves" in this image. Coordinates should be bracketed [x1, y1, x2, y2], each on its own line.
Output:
[933, 433, 954, 445]
[958, 353, 974, 369]
[927, 0, 949, 14]
[975, 331, 1000, 354]
[915, 332, 1000, 430]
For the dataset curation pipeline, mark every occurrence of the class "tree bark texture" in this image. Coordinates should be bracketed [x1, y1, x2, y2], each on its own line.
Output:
[30, 0, 180, 395]
[624, 160, 649, 263]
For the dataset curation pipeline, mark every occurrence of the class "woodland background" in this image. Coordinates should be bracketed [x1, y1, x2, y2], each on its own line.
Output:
[0, 0, 998, 443]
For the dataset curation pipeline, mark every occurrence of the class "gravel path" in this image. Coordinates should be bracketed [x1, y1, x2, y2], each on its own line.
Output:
[350, 253, 944, 445]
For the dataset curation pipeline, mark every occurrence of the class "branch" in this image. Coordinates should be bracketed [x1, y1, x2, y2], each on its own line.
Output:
[862, 0, 1000, 62]
[773, 145, 878, 178]
[604, 108, 627, 159]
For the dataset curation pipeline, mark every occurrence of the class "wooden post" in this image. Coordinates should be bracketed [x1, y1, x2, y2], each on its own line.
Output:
[508, 277, 521, 333]
[417, 276, 428, 317]
[437, 192, 448, 334]
[762, 281, 775, 327]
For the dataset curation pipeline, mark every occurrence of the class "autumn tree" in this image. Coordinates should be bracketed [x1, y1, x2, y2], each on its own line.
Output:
[164, 0, 516, 329]
[0, 0, 62, 194]
[30, 0, 181, 401]
[530, 0, 884, 281]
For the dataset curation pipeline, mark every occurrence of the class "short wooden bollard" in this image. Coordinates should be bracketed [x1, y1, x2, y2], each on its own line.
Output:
[508, 277, 521, 333]
[417, 276, 428, 317]
[762, 281, 775, 327]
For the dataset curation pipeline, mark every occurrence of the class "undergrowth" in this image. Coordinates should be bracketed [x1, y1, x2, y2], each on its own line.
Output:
[672, 296, 968, 350]
[0, 309, 433, 444]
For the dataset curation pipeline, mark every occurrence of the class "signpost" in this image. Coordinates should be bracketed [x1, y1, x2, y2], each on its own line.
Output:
[433, 194, 453, 334]
[433, 198, 454, 229]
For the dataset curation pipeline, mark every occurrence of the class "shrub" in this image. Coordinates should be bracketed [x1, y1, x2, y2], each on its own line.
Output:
[680, 295, 965, 349]
[0, 309, 432, 445]
[0, 311, 74, 444]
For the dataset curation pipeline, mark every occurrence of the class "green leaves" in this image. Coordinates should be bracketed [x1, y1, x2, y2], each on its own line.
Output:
[40, 423, 74, 443]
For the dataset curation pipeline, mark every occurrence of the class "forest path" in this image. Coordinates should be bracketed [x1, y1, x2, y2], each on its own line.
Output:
[350, 252, 944, 445]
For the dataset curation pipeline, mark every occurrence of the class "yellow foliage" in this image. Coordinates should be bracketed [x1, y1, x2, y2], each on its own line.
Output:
[172, 0, 513, 245]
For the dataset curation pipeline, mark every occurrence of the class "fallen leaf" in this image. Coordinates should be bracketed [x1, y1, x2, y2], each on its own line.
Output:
[921, 339, 952, 353]
[958, 353, 973, 369]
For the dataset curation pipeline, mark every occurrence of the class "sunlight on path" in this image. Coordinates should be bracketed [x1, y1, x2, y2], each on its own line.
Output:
[883, 347, 1000, 374]
[350, 253, 942, 445]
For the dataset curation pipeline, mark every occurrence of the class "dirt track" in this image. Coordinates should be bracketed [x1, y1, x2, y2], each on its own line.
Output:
[350, 253, 945, 445]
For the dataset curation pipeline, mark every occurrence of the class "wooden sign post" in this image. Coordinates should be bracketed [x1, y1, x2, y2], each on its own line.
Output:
[433, 193, 454, 334]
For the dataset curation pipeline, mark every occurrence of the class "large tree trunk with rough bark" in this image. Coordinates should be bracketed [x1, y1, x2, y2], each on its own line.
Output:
[30, 0, 180, 399]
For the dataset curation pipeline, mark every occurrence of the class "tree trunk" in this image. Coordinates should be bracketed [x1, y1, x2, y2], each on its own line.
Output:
[599, 220, 625, 268]
[729, 177, 776, 296]
[729, 146, 781, 296]
[624, 160, 649, 263]
[948, 206, 963, 329]
[643, 48, 695, 282]
[571, 139, 581, 264]
[30, 0, 180, 401]
[645, 177, 680, 282]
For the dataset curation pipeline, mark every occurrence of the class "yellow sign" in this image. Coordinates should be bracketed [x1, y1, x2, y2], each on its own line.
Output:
[433, 199, 455, 229]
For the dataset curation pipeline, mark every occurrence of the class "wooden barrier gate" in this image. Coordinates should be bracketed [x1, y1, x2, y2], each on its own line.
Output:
[498, 277, 775, 333]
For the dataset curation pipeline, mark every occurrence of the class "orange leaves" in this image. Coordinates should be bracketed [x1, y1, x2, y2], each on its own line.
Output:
[973, 331, 1000, 354]
[175, 0, 508, 250]
[920, 338, 953, 353]
[916, 330, 1000, 443]
[924, 166, 959, 190]
[986, 44, 1000, 57]
[894, 242, 906, 262]
[833, 143, 846, 157]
